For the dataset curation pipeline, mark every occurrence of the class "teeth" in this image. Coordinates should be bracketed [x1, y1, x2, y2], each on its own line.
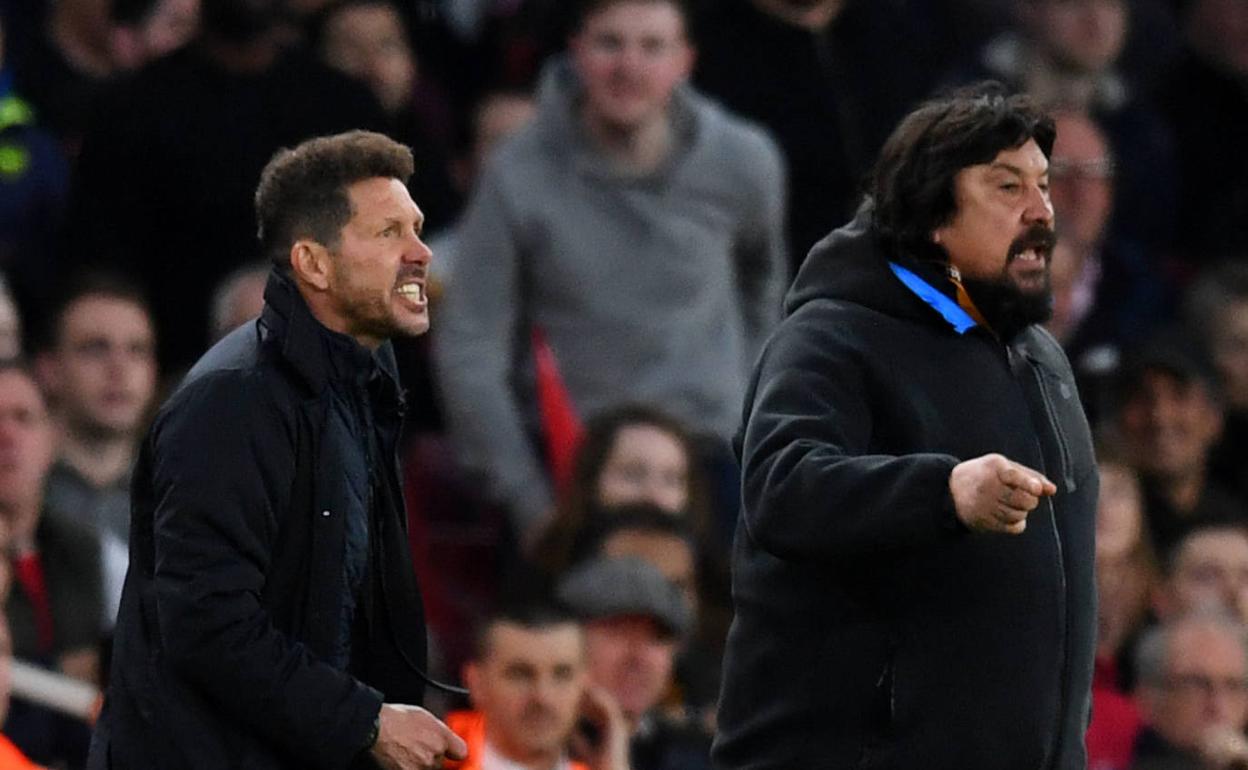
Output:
[397, 283, 424, 302]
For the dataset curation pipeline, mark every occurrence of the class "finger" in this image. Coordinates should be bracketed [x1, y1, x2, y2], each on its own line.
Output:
[998, 464, 1043, 495]
[995, 505, 1029, 525]
[444, 729, 468, 761]
[1038, 476, 1058, 496]
[1000, 488, 1040, 512]
[1001, 519, 1026, 535]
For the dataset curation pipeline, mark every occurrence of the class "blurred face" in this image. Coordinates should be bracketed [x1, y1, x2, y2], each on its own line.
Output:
[216, 270, 268, 339]
[1032, 0, 1128, 74]
[0, 291, 20, 361]
[597, 424, 690, 513]
[0, 370, 55, 511]
[466, 623, 587, 763]
[584, 615, 675, 723]
[1209, 301, 1248, 412]
[1119, 370, 1223, 483]
[1188, 0, 1248, 77]
[47, 295, 157, 440]
[322, 4, 416, 114]
[1165, 529, 1248, 622]
[1143, 622, 1248, 752]
[933, 140, 1056, 319]
[1049, 112, 1114, 247]
[141, 0, 200, 58]
[601, 529, 698, 615]
[1096, 462, 1144, 561]
[570, 1, 694, 133]
[472, 94, 537, 170]
[320, 177, 432, 348]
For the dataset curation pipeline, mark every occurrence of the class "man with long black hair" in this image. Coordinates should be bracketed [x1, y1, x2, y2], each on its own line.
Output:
[715, 84, 1098, 769]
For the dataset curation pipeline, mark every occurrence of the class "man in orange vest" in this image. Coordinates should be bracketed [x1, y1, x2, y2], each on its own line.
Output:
[446, 602, 631, 770]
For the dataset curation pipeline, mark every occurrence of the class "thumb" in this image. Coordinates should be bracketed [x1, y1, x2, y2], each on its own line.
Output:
[445, 727, 469, 761]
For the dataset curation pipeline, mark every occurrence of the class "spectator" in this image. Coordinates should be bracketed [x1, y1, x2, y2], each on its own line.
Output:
[695, 0, 949, 267]
[10, 0, 118, 152]
[68, 0, 388, 371]
[311, 0, 461, 231]
[208, 261, 268, 342]
[0, 276, 21, 361]
[1160, 0, 1248, 263]
[533, 404, 712, 576]
[448, 601, 630, 770]
[572, 504, 722, 731]
[0, 360, 101, 768]
[1132, 613, 1248, 769]
[1114, 333, 1243, 554]
[1044, 109, 1169, 372]
[32, 275, 157, 629]
[1154, 525, 1248, 624]
[947, 0, 1177, 252]
[1088, 454, 1156, 770]
[557, 556, 710, 770]
[435, 0, 788, 545]
[108, 0, 200, 71]
[1184, 263, 1248, 508]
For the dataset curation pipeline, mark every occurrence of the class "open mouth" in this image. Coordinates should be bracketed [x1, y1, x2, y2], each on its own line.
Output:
[1008, 226, 1057, 267]
[396, 282, 425, 304]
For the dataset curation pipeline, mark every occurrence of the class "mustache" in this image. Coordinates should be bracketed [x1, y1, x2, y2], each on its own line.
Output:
[395, 266, 427, 285]
[1007, 225, 1057, 260]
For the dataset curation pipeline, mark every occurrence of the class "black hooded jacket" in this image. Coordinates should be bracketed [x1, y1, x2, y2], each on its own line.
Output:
[713, 208, 1097, 769]
[89, 271, 429, 770]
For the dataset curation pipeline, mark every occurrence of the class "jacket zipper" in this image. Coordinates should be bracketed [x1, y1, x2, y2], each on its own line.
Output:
[1025, 360, 1072, 770]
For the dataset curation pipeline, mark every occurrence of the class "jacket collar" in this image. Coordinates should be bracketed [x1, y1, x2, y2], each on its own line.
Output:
[258, 269, 402, 402]
[888, 262, 979, 335]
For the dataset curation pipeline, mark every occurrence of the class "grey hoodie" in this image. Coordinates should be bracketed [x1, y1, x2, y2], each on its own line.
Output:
[433, 58, 788, 531]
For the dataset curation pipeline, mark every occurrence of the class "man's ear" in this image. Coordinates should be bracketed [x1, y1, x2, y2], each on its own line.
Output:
[463, 662, 483, 709]
[290, 240, 332, 291]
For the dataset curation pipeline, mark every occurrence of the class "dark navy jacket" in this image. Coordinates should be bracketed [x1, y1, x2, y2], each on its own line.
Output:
[713, 208, 1098, 769]
[89, 271, 428, 770]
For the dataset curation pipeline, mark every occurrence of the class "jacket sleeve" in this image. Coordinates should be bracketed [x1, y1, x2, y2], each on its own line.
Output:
[739, 309, 963, 563]
[432, 164, 554, 536]
[149, 373, 381, 770]
[733, 130, 789, 367]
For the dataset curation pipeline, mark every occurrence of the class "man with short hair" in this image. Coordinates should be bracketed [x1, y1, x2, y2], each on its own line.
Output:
[447, 603, 630, 770]
[716, 85, 1098, 768]
[34, 275, 158, 628]
[1115, 334, 1241, 555]
[89, 130, 466, 770]
[557, 557, 709, 770]
[435, 0, 788, 543]
[1133, 613, 1248, 769]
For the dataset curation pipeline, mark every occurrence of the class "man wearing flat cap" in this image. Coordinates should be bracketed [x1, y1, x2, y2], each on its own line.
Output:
[557, 557, 711, 770]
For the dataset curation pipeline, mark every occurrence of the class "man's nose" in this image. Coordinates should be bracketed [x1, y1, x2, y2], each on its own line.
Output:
[1023, 184, 1055, 226]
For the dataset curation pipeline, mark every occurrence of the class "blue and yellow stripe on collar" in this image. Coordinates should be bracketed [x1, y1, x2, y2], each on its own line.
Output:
[888, 262, 979, 335]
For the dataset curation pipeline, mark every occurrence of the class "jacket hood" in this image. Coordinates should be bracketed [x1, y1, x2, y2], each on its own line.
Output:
[785, 203, 962, 332]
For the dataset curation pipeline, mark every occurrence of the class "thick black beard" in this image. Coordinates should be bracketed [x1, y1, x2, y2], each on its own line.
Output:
[961, 273, 1054, 342]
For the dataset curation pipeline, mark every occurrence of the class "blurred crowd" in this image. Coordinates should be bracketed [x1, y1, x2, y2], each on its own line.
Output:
[1, 0, 1247, 768]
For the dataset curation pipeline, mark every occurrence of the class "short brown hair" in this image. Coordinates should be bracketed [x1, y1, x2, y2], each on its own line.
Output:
[254, 130, 414, 268]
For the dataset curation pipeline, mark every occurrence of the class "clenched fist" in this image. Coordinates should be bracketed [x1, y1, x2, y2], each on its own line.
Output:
[949, 454, 1056, 535]
[370, 704, 468, 770]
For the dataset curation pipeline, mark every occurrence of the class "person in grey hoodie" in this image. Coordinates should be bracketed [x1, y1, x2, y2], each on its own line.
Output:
[433, 0, 788, 543]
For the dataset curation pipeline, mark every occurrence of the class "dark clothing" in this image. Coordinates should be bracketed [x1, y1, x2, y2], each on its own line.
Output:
[5, 508, 104, 660]
[1160, 50, 1248, 264]
[68, 46, 386, 371]
[1140, 478, 1246, 559]
[89, 271, 430, 770]
[694, 0, 946, 269]
[714, 208, 1098, 769]
[632, 714, 713, 770]
[9, 29, 110, 151]
[1129, 727, 1207, 770]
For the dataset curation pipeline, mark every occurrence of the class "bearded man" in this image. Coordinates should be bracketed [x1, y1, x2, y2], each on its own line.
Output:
[713, 84, 1098, 770]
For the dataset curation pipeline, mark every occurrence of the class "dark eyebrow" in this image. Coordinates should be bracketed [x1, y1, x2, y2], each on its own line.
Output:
[988, 162, 1049, 177]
